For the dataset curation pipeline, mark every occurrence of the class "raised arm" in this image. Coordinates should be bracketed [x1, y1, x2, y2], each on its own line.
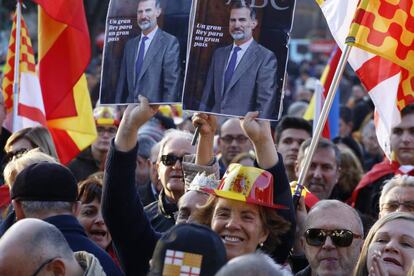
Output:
[240, 111, 278, 169]
[241, 111, 295, 264]
[102, 96, 161, 275]
[193, 113, 217, 166]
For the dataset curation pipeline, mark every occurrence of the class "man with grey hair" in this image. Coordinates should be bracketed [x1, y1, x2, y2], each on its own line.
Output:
[216, 252, 292, 276]
[295, 138, 341, 200]
[298, 200, 363, 276]
[9, 162, 122, 275]
[379, 175, 414, 218]
[0, 218, 104, 275]
[143, 128, 195, 232]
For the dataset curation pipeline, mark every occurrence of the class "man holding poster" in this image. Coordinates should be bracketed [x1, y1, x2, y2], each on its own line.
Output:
[115, 0, 181, 104]
[200, 2, 278, 119]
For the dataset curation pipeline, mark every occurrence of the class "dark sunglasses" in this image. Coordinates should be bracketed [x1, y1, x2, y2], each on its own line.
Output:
[304, 228, 362, 247]
[160, 154, 184, 166]
[4, 148, 28, 163]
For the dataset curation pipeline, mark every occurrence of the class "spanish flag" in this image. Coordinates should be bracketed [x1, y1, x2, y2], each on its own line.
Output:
[34, 0, 97, 164]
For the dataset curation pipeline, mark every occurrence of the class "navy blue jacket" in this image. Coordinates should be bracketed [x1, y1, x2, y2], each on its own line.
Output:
[44, 215, 123, 276]
[102, 142, 161, 276]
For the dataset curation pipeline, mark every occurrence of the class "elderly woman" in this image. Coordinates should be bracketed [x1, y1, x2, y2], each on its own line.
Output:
[102, 97, 294, 275]
[354, 212, 414, 275]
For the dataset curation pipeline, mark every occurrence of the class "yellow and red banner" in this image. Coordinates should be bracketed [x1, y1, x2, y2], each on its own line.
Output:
[32, 0, 97, 164]
[317, 0, 414, 158]
[2, 12, 46, 131]
[348, 0, 414, 73]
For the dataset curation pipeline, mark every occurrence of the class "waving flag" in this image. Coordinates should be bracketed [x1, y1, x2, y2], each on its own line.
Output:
[303, 47, 341, 139]
[34, 0, 97, 164]
[317, 0, 414, 158]
[1, 12, 46, 131]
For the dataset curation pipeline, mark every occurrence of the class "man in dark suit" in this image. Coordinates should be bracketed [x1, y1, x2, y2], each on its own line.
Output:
[200, 2, 278, 119]
[116, 0, 181, 104]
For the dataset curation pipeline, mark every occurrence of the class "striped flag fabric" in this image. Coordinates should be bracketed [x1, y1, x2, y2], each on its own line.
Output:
[1, 13, 46, 131]
[316, 0, 414, 158]
[34, 0, 97, 164]
[303, 47, 341, 139]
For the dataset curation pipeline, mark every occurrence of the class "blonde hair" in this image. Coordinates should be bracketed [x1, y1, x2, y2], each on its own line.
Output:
[5, 127, 59, 160]
[3, 149, 58, 188]
[354, 212, 414, 276]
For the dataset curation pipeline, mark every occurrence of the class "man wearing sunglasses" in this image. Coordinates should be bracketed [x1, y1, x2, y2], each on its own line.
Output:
[143, 128, 194, 232]
[297, 200, 363, 276]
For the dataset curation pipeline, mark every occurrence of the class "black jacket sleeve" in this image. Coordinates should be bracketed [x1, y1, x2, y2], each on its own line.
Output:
[102, 140, 161, 276]
[257, 153, 296, 263]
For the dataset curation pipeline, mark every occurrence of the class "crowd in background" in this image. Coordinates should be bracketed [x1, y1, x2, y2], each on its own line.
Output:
[0, 19, 413, 275]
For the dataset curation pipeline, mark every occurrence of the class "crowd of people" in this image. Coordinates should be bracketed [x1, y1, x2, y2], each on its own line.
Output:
[0, 86, 412, 275]
[1, 11, 414, 274]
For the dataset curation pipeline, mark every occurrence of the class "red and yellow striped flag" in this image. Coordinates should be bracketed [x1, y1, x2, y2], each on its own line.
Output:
[1, 12, 46, 130]
[346, 0, 414, 156]
[34, 0, 97, 164]
[348, 0, 414, 73]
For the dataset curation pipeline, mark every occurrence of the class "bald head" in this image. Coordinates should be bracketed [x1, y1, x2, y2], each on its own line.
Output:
[0, 219, 80, 275]
[305, 200, 363, 234]
[216, 252, 291, 276]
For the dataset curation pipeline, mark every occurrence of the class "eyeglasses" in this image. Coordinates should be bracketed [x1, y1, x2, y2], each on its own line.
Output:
[160, 154, 184, 166]
[97, 126, 117, 135]
[220, 135, 249, 144]
[31, 257, 59, 276]
[381, 201, 414, 212]
[4, 148, 28, 163]
[304, 228, 362, 247]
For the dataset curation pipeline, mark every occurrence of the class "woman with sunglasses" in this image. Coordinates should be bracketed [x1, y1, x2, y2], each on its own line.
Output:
[354, 212, 414, 276]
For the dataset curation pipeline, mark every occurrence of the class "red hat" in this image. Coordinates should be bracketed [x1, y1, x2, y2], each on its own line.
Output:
[0, 185, 10, 208]
[202, 164, 287, 209]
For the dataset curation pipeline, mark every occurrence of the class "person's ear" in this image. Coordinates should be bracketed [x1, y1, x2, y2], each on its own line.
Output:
[295, 160, 300, 178]
[12, 200, 25, 220]
[47, 258, 66, 276]
[251, 19, 258, 29]
[72, 201, 81, 217]
[300, 236, 305, 250]
[155, 7, 162, 17]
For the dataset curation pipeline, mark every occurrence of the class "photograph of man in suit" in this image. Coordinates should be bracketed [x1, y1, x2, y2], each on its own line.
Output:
[199, 2, 278, 119]
[115, 0, 182, 104]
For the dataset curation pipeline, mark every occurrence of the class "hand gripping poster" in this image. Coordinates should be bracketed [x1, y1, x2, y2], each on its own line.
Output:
[100, 0, 191, 104]
[182, 0, 295, 120]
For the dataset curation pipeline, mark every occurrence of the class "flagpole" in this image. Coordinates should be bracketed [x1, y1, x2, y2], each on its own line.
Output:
[12, 1, 22, 132]
[292, 43, 353, 208]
